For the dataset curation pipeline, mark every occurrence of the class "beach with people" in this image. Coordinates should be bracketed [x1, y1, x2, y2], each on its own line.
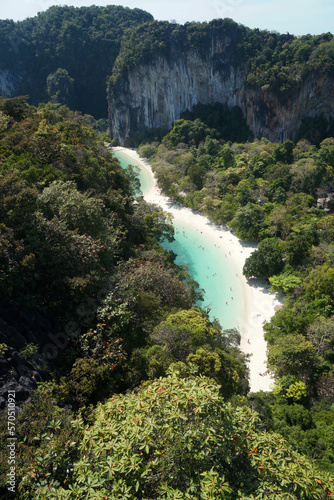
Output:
[113, 146, 283, 392]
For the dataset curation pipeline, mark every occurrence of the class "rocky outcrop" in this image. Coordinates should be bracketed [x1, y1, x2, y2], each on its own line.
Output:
[108, 39, 334, 145]
[237, 74, 334, 142]
[0, 69, 23, 98]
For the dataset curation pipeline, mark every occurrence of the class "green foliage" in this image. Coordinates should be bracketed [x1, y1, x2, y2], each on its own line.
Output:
[267, 334, 319, 379]
[243, 237, 285, 278]
[137, 142, 159, 159]
[264, 308, 315, 346]
[269, 270, 302, 293]
[230, 203, 264, 241]
[0, 5, 153, 117]
[317, 214, 334, 243]
[147, 310, 249, 397]
[273, 376, 308, 404]
[0, 389, 79, 498]
[0, 343, 8, 355]
[163, 119, 218, 148]
[47, 68, 75, 108]
[180, 103, 252, 143]
[303, 264, 334, 301]
[19, 342, 39, 358]
[0, 99, 140, 317]
[0, 96, 32, 122]
[187, 346, 248, 398]
[40, 374, 333, 499]
[152, 309, 219, 361]
[244, 30, 334, 97]
[37, 180, 107, 237]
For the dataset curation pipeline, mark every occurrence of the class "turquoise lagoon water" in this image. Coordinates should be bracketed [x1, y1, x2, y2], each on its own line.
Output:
[113, 150, 244, 331]
[114, 150, 151, 195]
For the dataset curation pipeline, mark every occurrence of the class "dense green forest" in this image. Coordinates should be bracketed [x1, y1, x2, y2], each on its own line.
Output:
[1, 5, 334, 130]
[0, 5, 334, 498]
[137, 113, 334, 478]
[0, 96, 333, 497]
[0, 5, 153, 117]
[109, 16, 334, 99]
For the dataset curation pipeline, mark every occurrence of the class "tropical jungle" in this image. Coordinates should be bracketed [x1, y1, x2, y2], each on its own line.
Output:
[0, 4, 334, 499]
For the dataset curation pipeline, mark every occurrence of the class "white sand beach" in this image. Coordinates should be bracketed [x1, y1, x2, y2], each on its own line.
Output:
[113, 146, 283, 393]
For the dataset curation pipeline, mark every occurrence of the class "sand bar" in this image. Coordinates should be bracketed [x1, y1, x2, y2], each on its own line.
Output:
[113, 146, 283, 392]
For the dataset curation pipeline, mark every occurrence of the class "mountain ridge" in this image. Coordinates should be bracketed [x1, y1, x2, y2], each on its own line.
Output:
[0, 6, 334, 143]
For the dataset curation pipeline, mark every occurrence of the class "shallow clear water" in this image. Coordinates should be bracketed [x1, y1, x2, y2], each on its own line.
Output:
[113, 150, 244, 331]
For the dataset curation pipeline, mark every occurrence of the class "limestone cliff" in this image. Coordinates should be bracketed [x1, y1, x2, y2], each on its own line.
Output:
[108, 29, 334, 145]
[0, 69, 23, 98]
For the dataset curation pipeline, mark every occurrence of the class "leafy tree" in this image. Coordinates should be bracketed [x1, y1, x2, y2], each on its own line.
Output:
[187, 346, 249, 398]
[306, 316, 334, 356]
[188, 163, 207, 189]
[269, 270, 302, 293]
[264, 308, 315, 346]
[243, 237, 285, 278]
[285, 225, 319, 266]
[273, 376, 308, 404]
[230, 202, 264, 240]
[0, 389, 79, 498]
[37, 374, 334, 499]
[273, 140, 295, 164]
[151, 308, 219, 362]
[235, 178, 257, 205]
[46, 67, 75, 108]
[303, 264, 334, 301]
[0, 95, 32, 122]
[38, 180, 106, 237]
[163, 119, 218, 148]
[317, 215, 334, 243]
[267, 334, 319, 379]
[214, 194, 239, 225]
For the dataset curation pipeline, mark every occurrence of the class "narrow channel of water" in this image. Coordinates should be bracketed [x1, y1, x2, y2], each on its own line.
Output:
[113, 150, 244, 331]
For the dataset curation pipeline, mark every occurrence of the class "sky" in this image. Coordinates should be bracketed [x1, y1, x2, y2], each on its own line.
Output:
[0, 0, 333, 36]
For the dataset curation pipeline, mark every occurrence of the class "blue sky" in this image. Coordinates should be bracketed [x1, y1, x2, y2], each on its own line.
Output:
[0, 0, 333, 36]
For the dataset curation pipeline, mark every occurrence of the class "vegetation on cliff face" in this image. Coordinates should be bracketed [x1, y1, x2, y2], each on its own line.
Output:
[1, 5, 334, 126]
[0, 5, 153, 117]
[139, 115, 334, 475]
[109, 16, 334, 99]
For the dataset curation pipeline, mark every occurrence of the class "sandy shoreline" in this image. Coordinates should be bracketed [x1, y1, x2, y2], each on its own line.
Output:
[113, 146, 283, 392]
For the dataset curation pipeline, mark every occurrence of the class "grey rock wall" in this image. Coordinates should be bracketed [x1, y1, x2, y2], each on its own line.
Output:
[109, 40, 334, 145]
[0, 69, 23, 98]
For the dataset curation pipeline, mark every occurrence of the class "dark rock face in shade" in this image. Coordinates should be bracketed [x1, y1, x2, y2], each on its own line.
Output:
[108, 32, 334, 145]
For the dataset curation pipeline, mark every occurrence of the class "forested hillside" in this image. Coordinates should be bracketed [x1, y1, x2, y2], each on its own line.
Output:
[138, 113, 334, 475]
[0, 5, 334, 497]
[0, 95, 332, 497]
[0, 5, 152, 117]
[110, 17, 334, 97]
[0, 96, 257, 498]
[1, 6, 334, 142]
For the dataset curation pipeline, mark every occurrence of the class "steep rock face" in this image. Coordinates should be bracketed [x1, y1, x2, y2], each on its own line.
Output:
[237, 74, 334, 142]
[0, 69, 23, 98]
[109, 43, 334, 145]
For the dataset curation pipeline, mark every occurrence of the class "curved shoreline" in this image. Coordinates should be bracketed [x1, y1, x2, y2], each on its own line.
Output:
[113, 146, 283, 392]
